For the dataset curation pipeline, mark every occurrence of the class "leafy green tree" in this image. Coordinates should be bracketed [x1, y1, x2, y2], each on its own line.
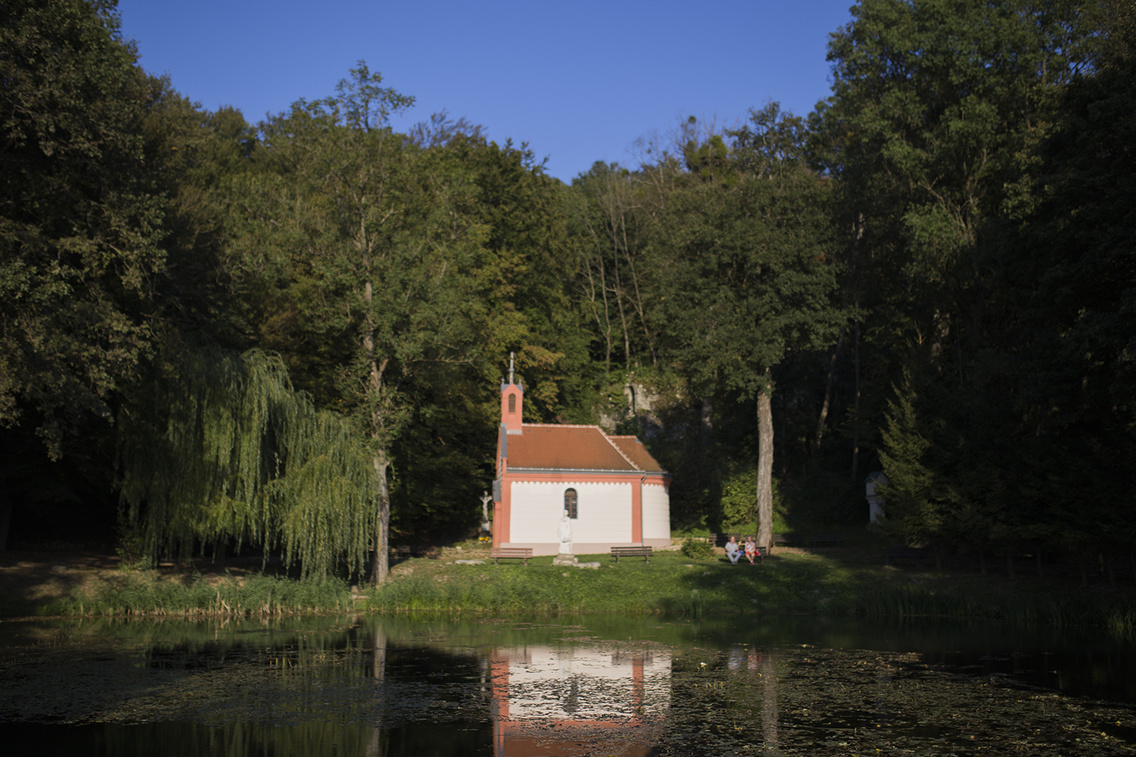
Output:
[0, 0, 165, 455]
[651, 110, 843, 548]
[138, 84, 256, 345]
[569, 162, 657, 376]
[1009, 1, 1136, 560]
[387, 133, 590, 539]
[821, 0, 1101, 550]
[436, 133, 589, 425]
[229, 64, 486, 583]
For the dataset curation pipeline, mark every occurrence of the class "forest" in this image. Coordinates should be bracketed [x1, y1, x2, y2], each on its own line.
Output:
[2, 0, 1133, 584]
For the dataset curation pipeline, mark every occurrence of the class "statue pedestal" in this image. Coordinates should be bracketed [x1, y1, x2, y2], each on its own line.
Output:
[552, 553, 578, 567]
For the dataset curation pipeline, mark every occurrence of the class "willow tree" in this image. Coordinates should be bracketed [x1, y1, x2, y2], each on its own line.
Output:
[116, 347, 376, 578]
[233, 63, 485, 584]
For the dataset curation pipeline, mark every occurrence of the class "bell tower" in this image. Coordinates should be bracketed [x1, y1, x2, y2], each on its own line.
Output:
[500, 353, 523, 434]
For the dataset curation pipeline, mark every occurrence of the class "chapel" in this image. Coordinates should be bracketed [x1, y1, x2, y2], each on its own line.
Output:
[491, 361, 671, 556]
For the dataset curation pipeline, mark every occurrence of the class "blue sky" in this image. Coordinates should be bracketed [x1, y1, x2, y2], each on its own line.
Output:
[117, 1, 856, 183]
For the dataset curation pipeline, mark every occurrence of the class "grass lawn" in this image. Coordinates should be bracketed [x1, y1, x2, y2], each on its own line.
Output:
[3, 537, 1134, 638]
[363, 540, 1136, 637]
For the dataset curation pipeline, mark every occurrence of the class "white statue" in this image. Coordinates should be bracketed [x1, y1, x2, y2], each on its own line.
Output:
[479, 491, 493, 541]
[557, 509, 573, 554]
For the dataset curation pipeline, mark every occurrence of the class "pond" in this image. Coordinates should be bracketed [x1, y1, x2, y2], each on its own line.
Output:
[1, 613, 1134, 755]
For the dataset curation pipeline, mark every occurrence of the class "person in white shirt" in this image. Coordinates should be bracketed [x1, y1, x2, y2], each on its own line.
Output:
[725, 535, 741, 564]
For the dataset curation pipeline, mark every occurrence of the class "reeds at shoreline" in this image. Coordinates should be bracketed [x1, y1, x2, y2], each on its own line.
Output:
[44, 572, 353, 618]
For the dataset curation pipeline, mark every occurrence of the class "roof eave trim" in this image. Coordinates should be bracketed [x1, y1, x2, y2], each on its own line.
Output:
[506, 467, 669, 476]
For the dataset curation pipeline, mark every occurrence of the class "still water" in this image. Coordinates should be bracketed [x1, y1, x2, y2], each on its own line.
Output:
[1, 613, 1134, 756]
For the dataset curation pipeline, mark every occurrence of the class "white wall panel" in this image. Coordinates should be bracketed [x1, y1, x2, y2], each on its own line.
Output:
[642, 483, 671, 540]
[510, 480, 632, 544]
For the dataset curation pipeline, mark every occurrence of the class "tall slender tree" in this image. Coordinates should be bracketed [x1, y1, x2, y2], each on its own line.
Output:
[230, 64, 485, 583]
[652, 108, 843, 548]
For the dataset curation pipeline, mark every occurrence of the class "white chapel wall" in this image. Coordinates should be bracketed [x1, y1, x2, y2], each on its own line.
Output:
[510, 480, 632, 545]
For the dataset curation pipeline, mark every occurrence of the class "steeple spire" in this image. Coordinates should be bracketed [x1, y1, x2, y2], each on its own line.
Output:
[508, 352, 515, 385]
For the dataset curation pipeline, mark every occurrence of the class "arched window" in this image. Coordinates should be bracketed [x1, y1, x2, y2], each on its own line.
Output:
[564, 488, 578, 519]
[508, 394, 516, 413]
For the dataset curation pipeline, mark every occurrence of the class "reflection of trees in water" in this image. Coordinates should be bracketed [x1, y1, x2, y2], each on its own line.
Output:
[8, 618, 1136, 756]
[761, 652, 778, 753]
[99, 721, 383, 757]
[368, 622, 385, 757]
[665, 645, 1136, 756]
[725, 646, 780, 754]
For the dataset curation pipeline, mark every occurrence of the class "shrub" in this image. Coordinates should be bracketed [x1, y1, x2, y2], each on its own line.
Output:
[680, 537, 713, 559]
[719, 465, 788, 533]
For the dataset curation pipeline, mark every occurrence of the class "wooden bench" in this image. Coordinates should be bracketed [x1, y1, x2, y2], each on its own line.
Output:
[611, 546, 653, 563]
[886, 546, 929, 566]
[809, 534, 845, 548]
[489, 547, 533, 565]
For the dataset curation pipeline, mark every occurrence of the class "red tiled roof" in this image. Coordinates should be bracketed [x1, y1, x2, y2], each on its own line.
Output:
[609, 436, 666, 473]
[504, 425, 665, 473]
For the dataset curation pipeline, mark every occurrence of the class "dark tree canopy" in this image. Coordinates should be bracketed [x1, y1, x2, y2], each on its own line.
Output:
[0, 0, 164, 455]
[2, 0, 1133, 578]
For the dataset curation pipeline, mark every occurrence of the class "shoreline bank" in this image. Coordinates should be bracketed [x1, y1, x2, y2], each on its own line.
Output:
[3, 545, 1135, 639]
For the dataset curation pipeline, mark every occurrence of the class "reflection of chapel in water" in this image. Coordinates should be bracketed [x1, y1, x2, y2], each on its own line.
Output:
[487, 644, 671, 757]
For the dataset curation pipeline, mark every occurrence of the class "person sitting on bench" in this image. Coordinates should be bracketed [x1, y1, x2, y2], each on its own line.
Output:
[744, 536, 759, 565]
[725, 536, 741, 564]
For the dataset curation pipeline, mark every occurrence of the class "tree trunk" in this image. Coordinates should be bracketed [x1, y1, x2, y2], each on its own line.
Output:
[761, 652, 778, 748]
[815, 328, 845, 450]
[756, 387, 774, 551]
[700, 396, 713, 450]
[371, 449, 390, 585]
[850, 318, 862, 481]
[363, 274, 391, 586]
